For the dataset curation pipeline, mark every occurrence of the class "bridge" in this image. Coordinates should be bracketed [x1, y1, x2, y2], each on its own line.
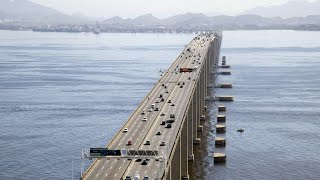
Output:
[81, 32, 222, 180]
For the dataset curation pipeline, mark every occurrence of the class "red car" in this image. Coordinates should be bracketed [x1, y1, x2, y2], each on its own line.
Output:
[127, 140, 132, 145]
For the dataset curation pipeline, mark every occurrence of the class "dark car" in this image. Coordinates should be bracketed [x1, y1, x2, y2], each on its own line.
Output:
[160, 121, 166, 125]
[165, 123, 172, 128]
[166, 119, 175, 123]
[156, 131, 161, 135]
[144, 140, 151, 145]
[160, 141, 166, 146]
[141, 160, 148, 165]
[135, 159, 142, 162]
[171, 103, 175, 106]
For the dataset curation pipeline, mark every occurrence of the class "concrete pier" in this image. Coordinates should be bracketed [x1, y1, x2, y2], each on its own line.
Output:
[218, 96, 234, 102]
[217, 115, 226, 123]
[214, 153, 226, 163]
[218, 105, 226, 112]
[216, 124, 226, 133]
[215, 137, 226, 147]
[219, 83, 233, 88]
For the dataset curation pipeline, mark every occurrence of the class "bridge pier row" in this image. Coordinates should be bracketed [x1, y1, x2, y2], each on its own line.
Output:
[170, 136, 181, 180]
[193, 85, 201, 145]
[187, 102, 194, 161]
[181, 116, 189, 179]
[197, 68, 204, 132]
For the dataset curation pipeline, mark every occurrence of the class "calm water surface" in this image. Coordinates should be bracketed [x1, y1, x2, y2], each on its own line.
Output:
[0, 30, 319, 180]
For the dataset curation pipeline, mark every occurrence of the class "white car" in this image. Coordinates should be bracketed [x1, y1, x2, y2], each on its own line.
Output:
[123, 128, 128, 132]
[142, 117, 147, 121]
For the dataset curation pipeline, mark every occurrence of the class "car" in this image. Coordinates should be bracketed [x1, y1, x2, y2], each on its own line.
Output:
[156, 131, 161, 135]
[141, 111, 145, 115]
[167, 99, 172, 103]
[160, 141, 166, 146]
[177, 82, 181, 85]
[155, 100, 159, 103]
[188, 77, 191, 80]
[160, 112, 165, 116]
[142, 117, 147, 121]
[127, 140, 132, 145]
[151, 104, 155, 109]
[143, 176, 150, 180]
[170, 113, 175, 119]
[147, 108, 153, 112]
[134, 174, 140, 180]
[164, 86, 167, 89]
[160, 121, 166, 125]
[135, 159, 142, 162]
[165, 91, 169, 93]
[154, 107, 159, 111]
[166, 119, 175, 123]
[141, 160, 148, 165]
[180, 85, 183, 88]
[155, 156, 164, 162]
[125, 176, 132, 180]
[171, 103, 175, 106]
[123, 128, 128, 132]
[160, 98, 164, 102]
[162, 84, 165, 87]
[165, 123, 172, 128]
[159, 94, 163, 98]
[144, 140, 151, 145]
[182, 82, 185, 85]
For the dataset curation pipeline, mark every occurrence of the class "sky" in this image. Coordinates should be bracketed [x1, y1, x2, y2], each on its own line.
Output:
[29, 0, 315, 18]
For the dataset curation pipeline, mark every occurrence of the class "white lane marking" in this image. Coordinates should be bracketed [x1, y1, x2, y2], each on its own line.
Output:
[101, 165, 105, 170]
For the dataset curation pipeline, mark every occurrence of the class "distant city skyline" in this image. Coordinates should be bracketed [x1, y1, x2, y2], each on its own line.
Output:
[29, 0, 317, 19]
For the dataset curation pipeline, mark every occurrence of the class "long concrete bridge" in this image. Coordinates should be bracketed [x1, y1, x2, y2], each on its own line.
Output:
[81, 32, 222, 180]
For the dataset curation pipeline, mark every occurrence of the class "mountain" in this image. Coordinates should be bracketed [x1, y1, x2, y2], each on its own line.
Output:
[163, 13, 208, 25]
[131, 14, 161, 25]
[102, 13, 320, 28]
[242, 0, 320, 18]
[0, 0, 83, 23]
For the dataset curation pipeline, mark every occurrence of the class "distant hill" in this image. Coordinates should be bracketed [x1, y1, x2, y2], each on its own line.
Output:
[163, 13, 208, 26]
[0, 0, 83, 23]
[102, 13, 320, 27]
[242, 0, 320, 18]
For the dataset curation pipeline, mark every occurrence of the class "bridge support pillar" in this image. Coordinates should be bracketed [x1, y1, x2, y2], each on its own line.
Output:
[192, 85, 200, 145]
[166, 165, 171, 180]
[171, 137, 181, 180]
[187, 102, 194, 161]
[181, 116, 189, 179]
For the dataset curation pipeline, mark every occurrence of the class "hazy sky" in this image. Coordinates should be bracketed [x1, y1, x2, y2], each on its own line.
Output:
[29, 0, 315, 18]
